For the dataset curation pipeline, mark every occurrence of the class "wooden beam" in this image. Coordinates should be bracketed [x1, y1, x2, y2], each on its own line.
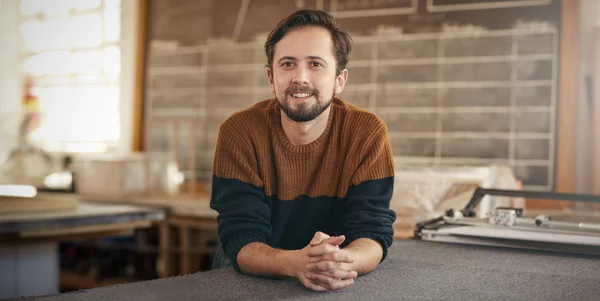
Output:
[593, 5, 600, 195]
[555, 0, 580, 193]
[529, 0, 581, 210]
[179, 225, 191, 274]
[131, 0, 148, 152]
[158, 223, 172, 278]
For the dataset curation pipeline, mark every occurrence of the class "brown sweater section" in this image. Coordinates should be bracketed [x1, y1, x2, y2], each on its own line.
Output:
[212, 97, 394, 201]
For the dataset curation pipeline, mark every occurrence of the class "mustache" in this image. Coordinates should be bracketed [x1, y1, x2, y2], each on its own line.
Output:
[284, 85, 319, 96]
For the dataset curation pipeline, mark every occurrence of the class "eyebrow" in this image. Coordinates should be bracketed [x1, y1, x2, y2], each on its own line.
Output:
[308, 56, 326, 62]
[277, 56, 297, 63]
[277, 56, 327, 63]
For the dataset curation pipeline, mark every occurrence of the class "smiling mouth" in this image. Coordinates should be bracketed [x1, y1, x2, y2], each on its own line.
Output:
[290, 93, 314, 98]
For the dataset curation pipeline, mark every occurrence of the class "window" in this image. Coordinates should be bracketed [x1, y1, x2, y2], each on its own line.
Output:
[18, 0, 121, 153]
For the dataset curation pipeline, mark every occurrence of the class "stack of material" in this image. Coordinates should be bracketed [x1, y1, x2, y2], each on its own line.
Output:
[390, 165, 523, 238]
[0, 185, 77, 214]
[0, 194, 77, 214]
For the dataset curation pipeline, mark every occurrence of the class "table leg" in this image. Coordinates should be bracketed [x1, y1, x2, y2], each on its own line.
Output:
[179, 226, 190, 274]
[0, 242, 58, 298]
[157, 223, 170, 278]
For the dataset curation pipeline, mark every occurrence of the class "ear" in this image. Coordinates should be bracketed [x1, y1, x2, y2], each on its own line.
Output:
[334, 69, 348, 95]
[266, 67, 275, 94]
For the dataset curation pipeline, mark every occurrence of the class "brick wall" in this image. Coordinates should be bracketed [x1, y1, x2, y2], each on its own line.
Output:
[143, 0, 561, 191]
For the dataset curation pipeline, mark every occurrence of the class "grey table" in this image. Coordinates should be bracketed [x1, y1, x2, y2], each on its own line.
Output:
[0, 202, 164, 235]
[0, 202, 165, 299]
[9, 239, 600, 301]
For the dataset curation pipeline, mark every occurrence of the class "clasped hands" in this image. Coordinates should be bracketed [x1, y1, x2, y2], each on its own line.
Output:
[296, 231, 358, 292]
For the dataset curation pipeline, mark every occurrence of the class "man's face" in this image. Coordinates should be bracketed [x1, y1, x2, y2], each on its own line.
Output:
[267, 26, 348, 122]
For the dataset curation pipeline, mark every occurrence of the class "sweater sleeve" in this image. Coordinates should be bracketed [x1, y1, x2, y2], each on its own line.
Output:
[338, 124, 396, 262]
[209, 125, 271, 272]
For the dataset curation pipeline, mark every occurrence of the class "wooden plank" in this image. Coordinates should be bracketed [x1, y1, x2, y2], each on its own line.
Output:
[0, 194, 77, 214]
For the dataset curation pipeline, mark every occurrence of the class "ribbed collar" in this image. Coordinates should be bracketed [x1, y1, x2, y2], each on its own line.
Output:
[271, 98, 339, 153]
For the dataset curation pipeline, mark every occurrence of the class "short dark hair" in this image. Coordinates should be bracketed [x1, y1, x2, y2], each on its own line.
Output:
[264, 9, 353, 76]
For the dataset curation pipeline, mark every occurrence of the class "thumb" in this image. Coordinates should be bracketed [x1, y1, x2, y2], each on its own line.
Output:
[323, 235, 346, 247]
[310, 231, 330, 246]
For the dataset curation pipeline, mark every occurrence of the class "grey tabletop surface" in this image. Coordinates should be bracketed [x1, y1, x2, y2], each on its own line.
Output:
[0, 202, 165, 234]
[9, 239, 600, 301]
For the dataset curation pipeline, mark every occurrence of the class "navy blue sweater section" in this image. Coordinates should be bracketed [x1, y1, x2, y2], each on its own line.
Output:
[210, 175, 397, 272]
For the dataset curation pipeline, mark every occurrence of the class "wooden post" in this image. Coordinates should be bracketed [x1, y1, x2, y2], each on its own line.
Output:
[157, 223, 170, 278]
[593, 5, 600, 195]
[131, 0, 148, 152]
[179, 225, 191, 274]
[528, 0, 581, 210]
[555, 0, 580, 195]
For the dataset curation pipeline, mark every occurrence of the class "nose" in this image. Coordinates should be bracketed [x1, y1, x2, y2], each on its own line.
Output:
[291, 64, 309, 85]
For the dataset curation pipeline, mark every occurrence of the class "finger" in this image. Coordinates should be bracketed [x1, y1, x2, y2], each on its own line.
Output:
[312, 269, 358, 280]
[310, 231, 330, 246]
[306, 272, 336, 287]
[308, 251, 355, 263]
[306, 260, 340, 272]
[321, 235, 345, 247]
[307, 273, 354, 290]
[329, 278, 355, 290]
[309, 243, 339, 256]
[303, 279, 328, 292]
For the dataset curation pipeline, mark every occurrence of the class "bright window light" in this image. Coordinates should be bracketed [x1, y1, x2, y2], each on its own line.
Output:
[18, 0, 122, 153]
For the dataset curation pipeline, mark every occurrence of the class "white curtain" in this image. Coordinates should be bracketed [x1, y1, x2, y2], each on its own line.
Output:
[0, 0, 22, 165]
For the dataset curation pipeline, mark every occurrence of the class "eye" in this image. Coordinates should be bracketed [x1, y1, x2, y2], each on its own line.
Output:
[311, 61, 323, 68]
[280, 61, 294, 68]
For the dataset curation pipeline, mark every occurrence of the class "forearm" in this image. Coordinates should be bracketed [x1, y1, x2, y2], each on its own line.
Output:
[343, 238, 383, 275]
[340, 177, 396, 274]
[237, 242, 299, 278]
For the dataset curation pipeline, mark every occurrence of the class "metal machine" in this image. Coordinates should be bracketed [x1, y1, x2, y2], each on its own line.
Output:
[415, 188, 600, 256]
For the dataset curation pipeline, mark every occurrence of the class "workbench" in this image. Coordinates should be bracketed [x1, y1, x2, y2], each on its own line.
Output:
[10, 239, 600, 301]
[0, 201, 165, 299]
[120, 194, 218, 277]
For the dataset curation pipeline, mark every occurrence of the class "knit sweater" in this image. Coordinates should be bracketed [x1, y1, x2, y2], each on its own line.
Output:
[209, 97, 396, 272]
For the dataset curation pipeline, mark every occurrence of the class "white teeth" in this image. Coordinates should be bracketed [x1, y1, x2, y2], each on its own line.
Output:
[292, 93, 312, 98]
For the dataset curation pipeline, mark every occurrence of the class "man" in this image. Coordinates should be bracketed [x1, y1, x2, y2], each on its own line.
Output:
[210, 9, 396, 292]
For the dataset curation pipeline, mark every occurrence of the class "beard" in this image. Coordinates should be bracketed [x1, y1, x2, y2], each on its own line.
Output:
[277, 84, 334, 122]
